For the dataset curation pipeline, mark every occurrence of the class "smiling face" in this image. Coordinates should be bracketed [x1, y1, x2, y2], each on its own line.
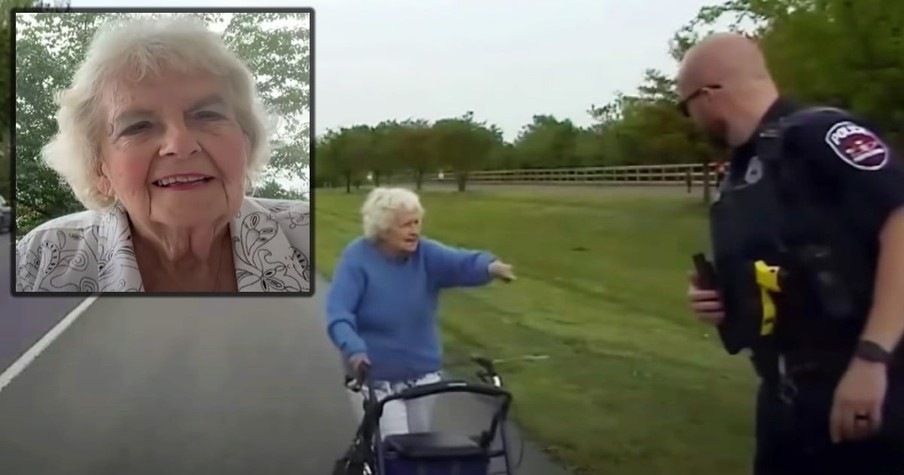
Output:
[97, 67, 248, 228]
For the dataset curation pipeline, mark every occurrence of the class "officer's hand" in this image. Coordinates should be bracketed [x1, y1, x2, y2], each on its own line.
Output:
[687, 272, 724, 325]
[830, 359, 887, 444]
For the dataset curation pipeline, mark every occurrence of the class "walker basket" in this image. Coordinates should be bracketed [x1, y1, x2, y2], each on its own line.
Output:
[381, 432, 491, 475]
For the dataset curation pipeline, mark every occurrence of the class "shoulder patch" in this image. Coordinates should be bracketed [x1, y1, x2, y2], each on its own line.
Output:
[824, 121, 889, 170]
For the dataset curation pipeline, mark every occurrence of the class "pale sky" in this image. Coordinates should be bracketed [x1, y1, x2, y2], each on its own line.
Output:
[65, 0, 718, 141]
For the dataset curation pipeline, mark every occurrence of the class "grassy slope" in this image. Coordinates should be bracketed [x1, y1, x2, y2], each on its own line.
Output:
[314, 188, 756, 475]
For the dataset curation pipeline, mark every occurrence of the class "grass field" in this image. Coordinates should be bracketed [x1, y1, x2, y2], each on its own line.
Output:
[315, 187, 757, 475]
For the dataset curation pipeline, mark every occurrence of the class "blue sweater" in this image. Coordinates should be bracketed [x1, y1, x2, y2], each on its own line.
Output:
[325, 236, 496, 382]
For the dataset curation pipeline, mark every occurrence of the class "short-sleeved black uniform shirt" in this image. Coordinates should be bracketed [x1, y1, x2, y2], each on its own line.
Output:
[729, 98, 904, 260]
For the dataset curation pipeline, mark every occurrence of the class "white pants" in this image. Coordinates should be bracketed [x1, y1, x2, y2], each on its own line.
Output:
[363, 372, 442, 438]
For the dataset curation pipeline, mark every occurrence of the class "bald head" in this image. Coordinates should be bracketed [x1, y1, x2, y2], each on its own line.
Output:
[678, 33, 772, 93]
[676, 33, 780, 147]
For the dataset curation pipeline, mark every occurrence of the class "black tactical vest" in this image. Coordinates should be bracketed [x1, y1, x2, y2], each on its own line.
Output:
[709, 108, 875, 355]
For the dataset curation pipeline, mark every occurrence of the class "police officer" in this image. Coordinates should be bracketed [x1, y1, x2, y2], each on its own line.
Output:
[679, 33, 904, 475]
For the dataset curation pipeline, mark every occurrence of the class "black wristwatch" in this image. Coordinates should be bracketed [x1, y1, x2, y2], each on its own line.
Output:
[854, 340, 892, 364]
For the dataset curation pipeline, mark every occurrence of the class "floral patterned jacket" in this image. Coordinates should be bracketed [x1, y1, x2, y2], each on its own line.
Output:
[15, 196, 311, 293]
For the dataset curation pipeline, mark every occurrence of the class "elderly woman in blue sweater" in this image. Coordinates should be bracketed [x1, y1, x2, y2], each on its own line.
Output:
[325, 186, 515, 438]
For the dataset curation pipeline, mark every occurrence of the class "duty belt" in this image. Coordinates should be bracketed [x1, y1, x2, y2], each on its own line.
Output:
[752, 349, 850, 404]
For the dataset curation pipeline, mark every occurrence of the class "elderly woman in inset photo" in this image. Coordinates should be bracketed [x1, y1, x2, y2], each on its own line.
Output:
[325, 187, 516, 438]
[15, 16, 310, 293]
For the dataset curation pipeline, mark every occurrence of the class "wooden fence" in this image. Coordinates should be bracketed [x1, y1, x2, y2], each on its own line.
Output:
[383, 162, 722, 187]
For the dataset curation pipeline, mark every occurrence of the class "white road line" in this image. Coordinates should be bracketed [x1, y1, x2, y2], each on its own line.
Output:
[0, 296, 98, 394]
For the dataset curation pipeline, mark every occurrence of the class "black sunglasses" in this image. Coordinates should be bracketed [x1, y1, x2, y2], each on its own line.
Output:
[678, 84, 722, 117]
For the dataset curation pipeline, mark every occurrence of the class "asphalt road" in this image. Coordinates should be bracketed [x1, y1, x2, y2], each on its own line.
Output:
[0, 279, 356, 475]
[0, 268, 570, 475]
[0, 232, 84, 370]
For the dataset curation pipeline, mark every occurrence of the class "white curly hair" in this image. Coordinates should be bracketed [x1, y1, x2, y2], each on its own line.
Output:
[360, 187, 425, 240]
[40, 15, 272, 211]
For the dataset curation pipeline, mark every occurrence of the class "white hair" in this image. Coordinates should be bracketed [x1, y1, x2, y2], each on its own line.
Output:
[41, 15, 272, 211]
[360, 187, 424, 240]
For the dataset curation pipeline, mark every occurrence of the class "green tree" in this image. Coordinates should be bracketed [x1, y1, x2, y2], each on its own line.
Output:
[666, 0, 904, 201]
[571, 129, 608, 167]
[511, 115, 583, 169]
[318, 126, 371, 194]
[430, 112, 502, 192]
[393, 119, 435, 190]
[312, 0, 901, 202]
[587, 69, 711, 167]
[672, 0, 904, 148]
[485, 142, 519, 170]
[0, 0, 68, 201]
[369, 120, 404, 187]
[253, 179, 307, 201]
[312, 134, 338, 189]
[222, 12, 312, 181]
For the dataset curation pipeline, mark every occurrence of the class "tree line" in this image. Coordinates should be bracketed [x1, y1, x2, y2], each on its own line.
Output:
[314, 0, 904, 193]
[2, 0, 902, 209]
